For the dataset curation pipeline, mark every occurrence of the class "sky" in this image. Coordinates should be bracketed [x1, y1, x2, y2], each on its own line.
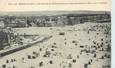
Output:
[0, 0, 111, 12]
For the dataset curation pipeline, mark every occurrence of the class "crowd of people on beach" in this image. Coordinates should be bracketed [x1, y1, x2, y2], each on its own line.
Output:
[0, 23, 111, 68]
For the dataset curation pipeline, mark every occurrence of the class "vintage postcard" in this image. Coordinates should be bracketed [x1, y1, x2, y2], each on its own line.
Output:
[0, 0, 111, 68]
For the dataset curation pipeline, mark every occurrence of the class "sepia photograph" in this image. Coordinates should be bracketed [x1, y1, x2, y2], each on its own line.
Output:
[0, 11, 111, 68]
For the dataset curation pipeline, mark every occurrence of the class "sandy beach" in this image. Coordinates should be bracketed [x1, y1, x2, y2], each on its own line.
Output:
[0, 23, 111, 68]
